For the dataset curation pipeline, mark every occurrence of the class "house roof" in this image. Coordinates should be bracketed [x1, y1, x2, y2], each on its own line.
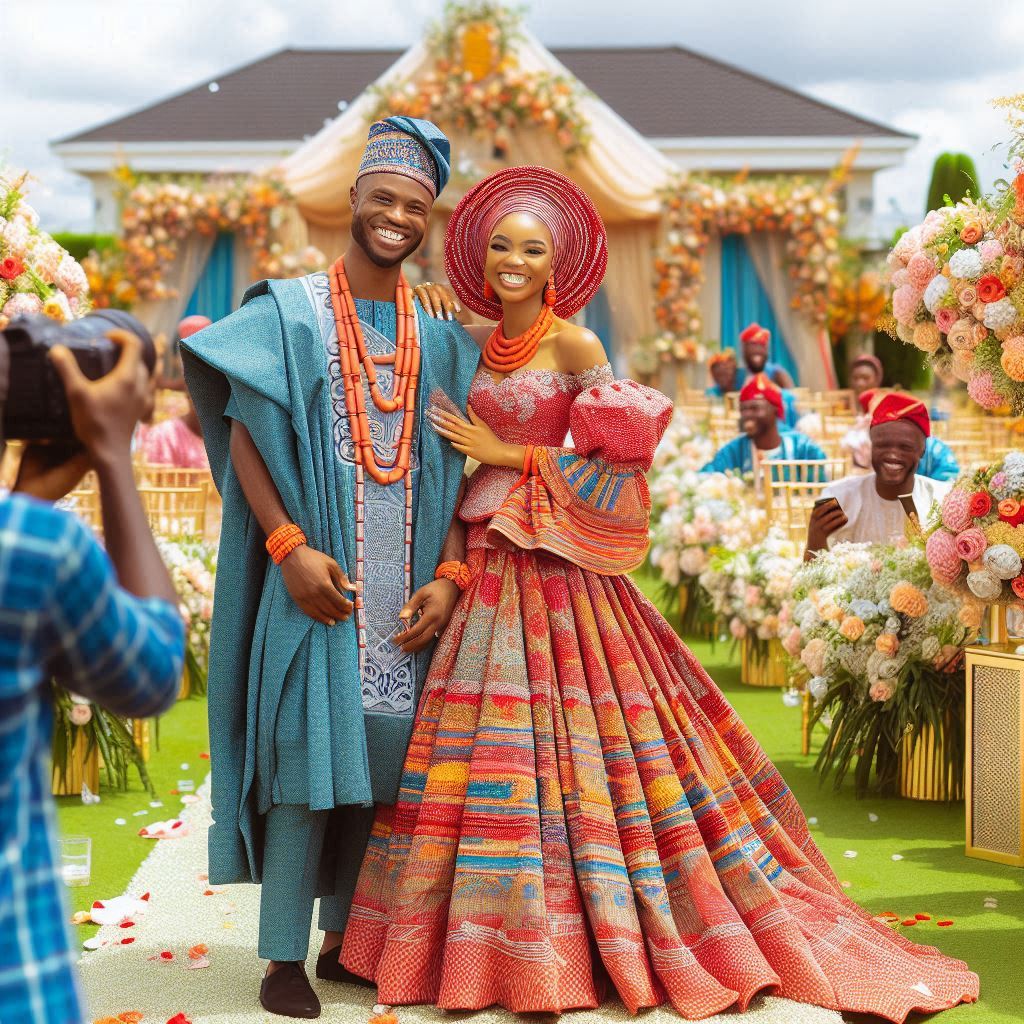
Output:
[56, 45, 912, 147]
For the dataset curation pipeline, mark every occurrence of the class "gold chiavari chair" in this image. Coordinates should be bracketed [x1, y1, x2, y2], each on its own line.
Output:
[761, 458, 846, 546]
[819, 388, 857, 415]
[64, 486, 103, 534]
[138, 483, 209, 539]
[135, 463, 214, 490]
[942, 438, 991, 471]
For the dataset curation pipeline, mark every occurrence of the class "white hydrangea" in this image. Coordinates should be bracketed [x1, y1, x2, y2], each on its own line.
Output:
[923, 274, 950, 314]
[948, 247, 983, 280]
[921, 636, 941, 661]
[808, 676, 829, 702]
[983, 297, 1018, 331]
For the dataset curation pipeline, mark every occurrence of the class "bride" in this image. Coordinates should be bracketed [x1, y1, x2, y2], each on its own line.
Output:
[338, 166, 978, 1021]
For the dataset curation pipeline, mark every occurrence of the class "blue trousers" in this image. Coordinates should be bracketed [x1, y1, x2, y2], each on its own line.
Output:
[258, 803, 375, 962]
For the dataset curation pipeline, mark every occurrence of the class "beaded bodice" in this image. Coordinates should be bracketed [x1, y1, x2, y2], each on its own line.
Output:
[460, 362, 613, 522]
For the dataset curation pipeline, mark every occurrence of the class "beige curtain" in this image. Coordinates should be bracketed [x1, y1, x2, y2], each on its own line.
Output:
[134, 233, 216, 347]
[604, 222, 658, 376]
[743, 233, 837, 390]
[232, 235, 253, 308]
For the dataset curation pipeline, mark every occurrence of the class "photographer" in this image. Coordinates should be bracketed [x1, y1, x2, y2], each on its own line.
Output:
[0, 325, 185, 1024]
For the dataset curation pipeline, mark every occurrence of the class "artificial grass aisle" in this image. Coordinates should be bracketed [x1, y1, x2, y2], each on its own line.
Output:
[56, 695, 211, 942]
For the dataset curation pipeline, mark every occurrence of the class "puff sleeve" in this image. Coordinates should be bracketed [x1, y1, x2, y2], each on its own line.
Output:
[486, 379, 672, 575]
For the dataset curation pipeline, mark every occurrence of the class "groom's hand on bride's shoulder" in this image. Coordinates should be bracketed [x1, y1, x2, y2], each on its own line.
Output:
[393, 578, 461, 652]
[413, 282, 471, 324]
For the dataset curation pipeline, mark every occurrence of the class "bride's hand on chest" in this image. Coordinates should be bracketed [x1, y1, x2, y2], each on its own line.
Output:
[427, 403, 524, 469]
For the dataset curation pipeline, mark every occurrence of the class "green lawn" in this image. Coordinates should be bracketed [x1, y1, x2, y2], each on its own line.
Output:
[57, 575, 1023, 1022]
[56, 695, 210, 942]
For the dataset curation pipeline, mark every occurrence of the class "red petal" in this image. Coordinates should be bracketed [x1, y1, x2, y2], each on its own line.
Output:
[172, 821, 183, 829]
[92, 901, 105, 909]
[199, 753, 210, 759]
[915, 913, 931, 921]
[901, 919, 917, 926]
[203, 889, 214, 896]
[937, 920, 954, 927]
[120, 921, 135, 928]
[121, 937, 136, 945]
[141, 893, 151, 901]
[161, 951, 174, 959]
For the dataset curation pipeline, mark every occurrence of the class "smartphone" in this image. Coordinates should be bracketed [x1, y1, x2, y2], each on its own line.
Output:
[813, 495, 843, 513]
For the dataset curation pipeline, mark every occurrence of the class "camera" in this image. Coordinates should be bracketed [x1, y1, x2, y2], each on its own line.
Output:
[1, 310, 156, 442]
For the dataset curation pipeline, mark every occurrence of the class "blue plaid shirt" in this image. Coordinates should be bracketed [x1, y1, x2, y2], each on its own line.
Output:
[0, 494, 185, 1024]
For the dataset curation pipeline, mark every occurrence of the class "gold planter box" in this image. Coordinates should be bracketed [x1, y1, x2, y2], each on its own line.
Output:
[740, 636, 789, 687]
[965, 640, 1024, 866]
[132, 719, 151, 762]
[52, 731, 100, 796]
[899, 722, 961, 802]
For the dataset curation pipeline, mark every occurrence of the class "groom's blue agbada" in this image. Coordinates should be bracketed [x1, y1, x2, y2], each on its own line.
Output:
[181, 276, 478, 886]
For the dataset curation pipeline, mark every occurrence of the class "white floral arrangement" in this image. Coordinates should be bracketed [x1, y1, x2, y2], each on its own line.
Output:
[649, 470, 765, 587]
[0, 171, 89, 328]
[651, 408, 715, 476]
[783, 539, 973, 796]
[699, 528, 801, 642]
[158, 537, 216, 694]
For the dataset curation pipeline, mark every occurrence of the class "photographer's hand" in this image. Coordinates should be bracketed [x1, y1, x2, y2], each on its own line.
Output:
[48, 328, 177, 605]
[13, 443, 91, 501]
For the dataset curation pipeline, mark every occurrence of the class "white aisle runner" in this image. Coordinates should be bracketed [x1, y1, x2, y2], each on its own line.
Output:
[78, 779, 844, 1024]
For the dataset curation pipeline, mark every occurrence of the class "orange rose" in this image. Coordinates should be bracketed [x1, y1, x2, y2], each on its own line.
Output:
[977, 274, 1007, 303]
[875, 633, 900, 656]
[960, 222, 984, 245]
[889, 582, 929, 618]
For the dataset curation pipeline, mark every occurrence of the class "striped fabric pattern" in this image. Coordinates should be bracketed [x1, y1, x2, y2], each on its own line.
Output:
[0, 494, 184, 1024]
[341, 548, 978, 1020]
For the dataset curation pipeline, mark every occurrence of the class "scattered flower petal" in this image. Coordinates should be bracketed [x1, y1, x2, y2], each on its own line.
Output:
[891, 854, 904, 861]
[199, 752, 210, 760]
[120, 937, 135, 945]
[188, 943, 208, 959]
[132, 810, 148, 817]
[937, 920, 954, 927]
[117, 1014, 143, 1024]
[807, 817, 818, 825]
[915, 913, 931, 921]
[840, 880, 852, 889]
[114, 818, 127, 826]
[119, 920, 135, 929]
[83, 937, 108, 951]
[372, 1005, 390, 1016]
[186, 955, 211, 970]
[843, 850, 858, 858]
[149, 801, 163, 809]
[901, 918, 918, 927]
[71, 911, 93, 926]
[180, 763, 189, 771]
[868, 813, 879, 822]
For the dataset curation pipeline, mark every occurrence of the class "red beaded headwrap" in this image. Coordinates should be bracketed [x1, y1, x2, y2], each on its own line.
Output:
[444, 165, 608, 321]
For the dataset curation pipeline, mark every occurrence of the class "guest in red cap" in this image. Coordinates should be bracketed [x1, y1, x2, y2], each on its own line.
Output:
[739, 321, 794, 390]
[137, 316, 211, 469]
[842, 378, 959, 481]
[700, 372, 825, 479]
[807, 389, 952, 557]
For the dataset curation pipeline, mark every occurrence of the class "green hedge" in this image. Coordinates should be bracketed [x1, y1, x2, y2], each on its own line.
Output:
[52, 232, 117, 263]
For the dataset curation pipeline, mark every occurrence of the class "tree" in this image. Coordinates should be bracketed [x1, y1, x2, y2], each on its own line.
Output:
[925, 152, 979, 213]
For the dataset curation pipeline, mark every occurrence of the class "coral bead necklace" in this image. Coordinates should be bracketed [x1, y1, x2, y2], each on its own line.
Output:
[482, 302, 554, 373]
[327, 256, 420, 484]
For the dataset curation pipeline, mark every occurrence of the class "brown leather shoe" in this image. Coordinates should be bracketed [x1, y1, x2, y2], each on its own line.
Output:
[315, 946, 374, 986]
[260, 961, 321, 1019]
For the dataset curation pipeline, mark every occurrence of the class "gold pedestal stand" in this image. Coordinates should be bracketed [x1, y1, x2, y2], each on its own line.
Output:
[740, 637, 789, 687]
[965, 605, 1024, 866]
[52, 731, 100, 796]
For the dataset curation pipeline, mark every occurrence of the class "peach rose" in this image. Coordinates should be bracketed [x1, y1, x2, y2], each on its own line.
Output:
[869, 681, 894, 702]
[801, 637, 827, 676]
[839, 615, 865, 641]
[960, 221, 984, 245]
[959, 601, 985, 631]
[875, 633, 900, 656]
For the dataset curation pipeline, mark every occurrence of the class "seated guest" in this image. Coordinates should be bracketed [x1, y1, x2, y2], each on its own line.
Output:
[138, 392, 208, 469]
[843, 380, 959, 481]
[706, 346, 800, 427]
[740, 321, 795, 390]
[137, 316, 211, 469]
[807, 391, 951, 557]
[701, 373, 826, 479]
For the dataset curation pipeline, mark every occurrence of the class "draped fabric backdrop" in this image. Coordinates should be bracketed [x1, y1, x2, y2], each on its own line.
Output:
[134, 233, 215, 348]
[183, 233, 235, 322]
[743, 233, 837, 390]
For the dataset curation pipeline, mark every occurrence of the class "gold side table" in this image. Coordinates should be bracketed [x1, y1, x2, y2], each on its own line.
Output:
[964, 611, 1024, 867]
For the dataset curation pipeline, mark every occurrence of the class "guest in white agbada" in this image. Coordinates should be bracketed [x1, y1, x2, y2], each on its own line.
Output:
[805, 391, 950, 558]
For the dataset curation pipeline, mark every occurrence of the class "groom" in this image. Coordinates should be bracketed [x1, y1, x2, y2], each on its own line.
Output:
[182, 117, 480, 1018]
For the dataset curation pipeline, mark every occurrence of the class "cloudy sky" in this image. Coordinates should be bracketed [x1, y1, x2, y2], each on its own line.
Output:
[5, 0, 1022, 234]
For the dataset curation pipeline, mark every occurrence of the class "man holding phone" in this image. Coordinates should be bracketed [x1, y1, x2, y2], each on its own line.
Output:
[805, 392, 951, 559]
